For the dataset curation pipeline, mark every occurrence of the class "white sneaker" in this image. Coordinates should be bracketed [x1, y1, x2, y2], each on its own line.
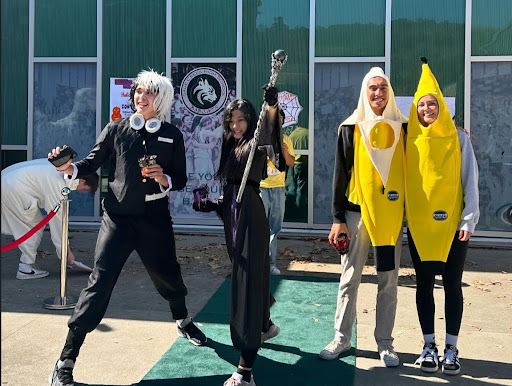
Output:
[378, 345, 400, 367]
[270, 266, 281, 275]
[223, 372, 255, 386]
[319, 338, 351, 360]
[16, 263, 49, 280]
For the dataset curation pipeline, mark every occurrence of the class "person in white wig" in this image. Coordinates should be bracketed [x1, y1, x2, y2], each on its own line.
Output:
[319, 67, 407, 368]
[47, 69, 206, 386]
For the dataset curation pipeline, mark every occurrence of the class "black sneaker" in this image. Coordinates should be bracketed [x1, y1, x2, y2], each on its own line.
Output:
[176, 318, 207, 346]
[49, 359, 75, 386]
[441, 345, 461, 375]
[414, 343, 439, 373]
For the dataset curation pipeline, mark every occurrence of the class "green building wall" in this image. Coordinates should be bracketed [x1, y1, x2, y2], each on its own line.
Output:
[1, 0, 511, 234]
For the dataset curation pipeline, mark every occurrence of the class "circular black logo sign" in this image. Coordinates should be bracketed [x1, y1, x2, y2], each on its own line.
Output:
[387, 191, 399, 201]
[180, 67, 228, 116]
[433, 210, 448, 221]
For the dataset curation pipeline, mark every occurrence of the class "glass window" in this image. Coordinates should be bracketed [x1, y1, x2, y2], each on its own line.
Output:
[472, 0, 512, 56]
[391, 0, 465, 125]
[316, 0, 385, 57]
[242, 0, 310, 131]
[1, 150, 27, 170]
[470, 61, 512, 231]
[172, 0, 237, 58]
[1, 0, 29, 145]
[33, 63, 97, 216]
[34, 0, 96, 57]
[243, 0, 310, 223]
[313, 62, 382, 224]
[102, 0, 166, 126]
[285, 154, 308, 223]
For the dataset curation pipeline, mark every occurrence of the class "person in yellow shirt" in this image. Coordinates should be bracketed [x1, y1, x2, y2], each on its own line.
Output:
[260, 109, 295, 275]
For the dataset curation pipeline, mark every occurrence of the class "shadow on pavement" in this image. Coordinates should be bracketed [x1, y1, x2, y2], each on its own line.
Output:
[354, 349, 512, 385]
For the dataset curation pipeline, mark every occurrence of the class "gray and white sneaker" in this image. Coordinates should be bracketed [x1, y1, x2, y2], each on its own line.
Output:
[49, 359, 75, 386]
[378, 344, 400, 367]
[261, 321, 280, 343]
[17, 263, 49, 280]
[319, 338, 351, 360]
[270, 265, 281, 275]
[223, 372, 256, 386]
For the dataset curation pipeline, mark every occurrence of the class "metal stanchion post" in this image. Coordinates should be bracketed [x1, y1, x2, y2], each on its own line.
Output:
[43, 187, 79, 309]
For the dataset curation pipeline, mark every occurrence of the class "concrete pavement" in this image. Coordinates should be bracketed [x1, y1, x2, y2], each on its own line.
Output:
[1, 229, 511, 385]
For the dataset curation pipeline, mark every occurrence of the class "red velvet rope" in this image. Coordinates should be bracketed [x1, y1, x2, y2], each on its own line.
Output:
[1, 207, 59, 253]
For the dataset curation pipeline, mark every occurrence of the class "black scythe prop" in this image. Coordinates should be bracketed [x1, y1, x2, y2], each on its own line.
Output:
[236, 49, 288, 203]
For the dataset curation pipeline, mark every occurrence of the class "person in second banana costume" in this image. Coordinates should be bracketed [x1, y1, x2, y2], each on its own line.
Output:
[406, 58, 479, 375]
[320, 67, 407, 367]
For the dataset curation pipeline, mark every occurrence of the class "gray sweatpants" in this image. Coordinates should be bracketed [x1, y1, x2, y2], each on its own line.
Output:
[333, 210, 402, 348]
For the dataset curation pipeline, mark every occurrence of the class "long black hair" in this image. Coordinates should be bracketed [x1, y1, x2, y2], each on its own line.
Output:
[215, 99, 258, 181]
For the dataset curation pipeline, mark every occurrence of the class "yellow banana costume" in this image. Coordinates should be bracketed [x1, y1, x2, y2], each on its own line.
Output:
[354, 119, 405, 247]
[341, 67, 407, 271]
[405, 60, 463, 272]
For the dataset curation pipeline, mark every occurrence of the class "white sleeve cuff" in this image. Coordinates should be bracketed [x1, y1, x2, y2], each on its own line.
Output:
[459, 219, 477, 234]
[159, 174, 172, 193]
[63, 164, 78, 181]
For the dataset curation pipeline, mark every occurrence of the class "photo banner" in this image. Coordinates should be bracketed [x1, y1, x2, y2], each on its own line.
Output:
[109, 78, 134, 122]
[169, 63, 237, 220]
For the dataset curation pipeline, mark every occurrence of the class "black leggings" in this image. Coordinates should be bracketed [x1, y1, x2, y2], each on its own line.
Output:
[408, 230, 469, 336]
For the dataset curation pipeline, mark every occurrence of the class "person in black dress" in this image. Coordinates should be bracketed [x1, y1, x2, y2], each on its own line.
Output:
[194, 86, 284, 386]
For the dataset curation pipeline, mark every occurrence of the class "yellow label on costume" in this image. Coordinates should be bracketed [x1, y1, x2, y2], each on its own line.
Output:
[352, 122, 405, 247]
[405, 62, 463, 263]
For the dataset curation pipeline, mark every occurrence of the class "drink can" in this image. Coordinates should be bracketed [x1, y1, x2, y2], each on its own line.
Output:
[335, 233, 350, 255]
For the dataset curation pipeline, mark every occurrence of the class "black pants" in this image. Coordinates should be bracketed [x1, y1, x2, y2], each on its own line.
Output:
[408, 230, 469, 336]
[61, 201, 188, 360]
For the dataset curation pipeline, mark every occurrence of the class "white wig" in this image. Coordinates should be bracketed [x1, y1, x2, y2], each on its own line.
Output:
[132, 70, 174, 121]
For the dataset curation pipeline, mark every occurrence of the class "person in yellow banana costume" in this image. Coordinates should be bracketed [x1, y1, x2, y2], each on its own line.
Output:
[319, 67, 407, 367]
[406, 59, 479, 375]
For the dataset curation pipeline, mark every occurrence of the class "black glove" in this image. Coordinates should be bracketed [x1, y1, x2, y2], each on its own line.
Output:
[192, 200, 218, 213]
[262, 84, 278, 106]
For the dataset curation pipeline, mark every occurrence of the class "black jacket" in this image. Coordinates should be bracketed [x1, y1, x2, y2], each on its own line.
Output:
[75, 118, 186, 215]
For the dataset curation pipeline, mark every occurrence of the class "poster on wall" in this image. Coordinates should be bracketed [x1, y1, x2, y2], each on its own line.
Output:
[169, 63, 237, 220]
[109, 78, 134, 122]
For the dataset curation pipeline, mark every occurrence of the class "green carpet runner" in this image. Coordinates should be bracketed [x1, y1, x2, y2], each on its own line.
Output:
[141, 275, 356, 385]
